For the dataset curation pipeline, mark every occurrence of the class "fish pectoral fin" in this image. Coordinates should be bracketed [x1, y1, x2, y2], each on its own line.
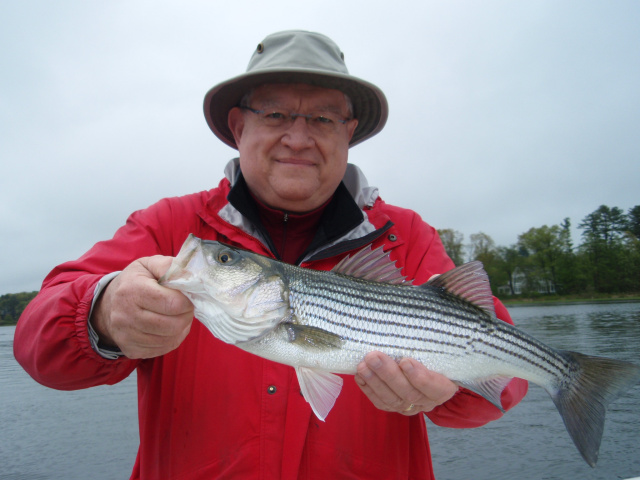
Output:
[455, 376, 512, 413]
[285, 324, 343, 350]
[296, 367, 343, 421]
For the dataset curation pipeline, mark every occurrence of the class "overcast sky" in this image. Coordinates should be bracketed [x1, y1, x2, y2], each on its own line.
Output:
[1, 1, 638, 295]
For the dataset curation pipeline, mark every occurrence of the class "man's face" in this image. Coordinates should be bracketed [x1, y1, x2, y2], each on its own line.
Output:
[228, 83, 358, 212]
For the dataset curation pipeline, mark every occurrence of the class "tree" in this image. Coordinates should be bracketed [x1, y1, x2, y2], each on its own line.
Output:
[627, 206, 640, 239]
[468, 232, 504, 293]
[0, 291, 38, 326]
[554, 218, 585, 293]
[468, 232, 495, 262]
[578, 205, 628, 293]
[437, 229, 465, 266]
[623, 206, 640, 291]
[579, 205, 627, 246]
[495, 245, 523, 295]
[517, 225, 565, 294]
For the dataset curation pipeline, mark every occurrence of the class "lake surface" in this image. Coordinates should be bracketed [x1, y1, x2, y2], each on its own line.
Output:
[1, 302, 639, 479]
[429, 301, 640, 480]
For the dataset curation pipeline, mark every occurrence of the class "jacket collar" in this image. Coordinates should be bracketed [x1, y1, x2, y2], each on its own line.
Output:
[223, 157, 380, 209]
[219, 158, 391, 263]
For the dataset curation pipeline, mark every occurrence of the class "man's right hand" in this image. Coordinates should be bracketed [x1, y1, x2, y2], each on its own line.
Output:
[90, 256, 194, 359]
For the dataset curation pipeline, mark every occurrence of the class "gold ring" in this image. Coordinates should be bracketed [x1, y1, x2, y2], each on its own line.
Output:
[403, 403, 415, 412]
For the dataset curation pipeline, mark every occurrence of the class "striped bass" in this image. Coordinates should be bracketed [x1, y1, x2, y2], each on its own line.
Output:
[159, 234, 640, 467]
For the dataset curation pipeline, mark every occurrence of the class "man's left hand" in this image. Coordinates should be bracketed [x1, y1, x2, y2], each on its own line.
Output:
[355, 352, 458, 415]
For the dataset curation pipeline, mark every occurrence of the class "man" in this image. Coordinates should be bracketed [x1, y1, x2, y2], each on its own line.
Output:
[15, 30, 527, 479]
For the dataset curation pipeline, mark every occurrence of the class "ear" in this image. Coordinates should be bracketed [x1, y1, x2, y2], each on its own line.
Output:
[345, 118, 359, 143]
[228, 107, 245, 147]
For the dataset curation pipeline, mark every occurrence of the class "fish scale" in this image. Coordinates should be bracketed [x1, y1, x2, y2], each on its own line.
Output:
[286, 266, 566, 382]
[159, 234, 640, 467]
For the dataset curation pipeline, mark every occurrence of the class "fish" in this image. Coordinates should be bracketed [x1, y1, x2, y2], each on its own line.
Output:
[159, 233, 640, 467]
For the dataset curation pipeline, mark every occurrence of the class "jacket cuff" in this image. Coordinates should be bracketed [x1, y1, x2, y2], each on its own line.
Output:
[87, 272, 124, 360]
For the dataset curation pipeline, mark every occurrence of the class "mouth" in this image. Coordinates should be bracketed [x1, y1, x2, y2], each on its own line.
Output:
[275, 157, 316, 167]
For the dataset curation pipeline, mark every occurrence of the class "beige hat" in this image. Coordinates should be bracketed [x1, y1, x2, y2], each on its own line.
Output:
[204, 30, 388, 149]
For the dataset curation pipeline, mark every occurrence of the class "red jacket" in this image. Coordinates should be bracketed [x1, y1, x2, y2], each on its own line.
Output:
[15, 163, 527, 479]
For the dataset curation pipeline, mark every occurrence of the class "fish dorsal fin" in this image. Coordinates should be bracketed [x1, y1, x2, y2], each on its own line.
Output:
[331, 245, 410, 285]
[426, 261, 495, 316]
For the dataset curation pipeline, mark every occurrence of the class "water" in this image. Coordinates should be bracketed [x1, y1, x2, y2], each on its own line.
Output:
[1, 302, 639, 480]
[429, 302, 640, 480]
[0, 326, 139, 480]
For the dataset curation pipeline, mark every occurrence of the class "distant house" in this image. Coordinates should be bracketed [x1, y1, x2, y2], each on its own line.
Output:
[497, 267, 556, 296]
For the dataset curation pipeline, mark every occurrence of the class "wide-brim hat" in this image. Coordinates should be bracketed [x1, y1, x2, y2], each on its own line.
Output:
[204, 30, 388, 149]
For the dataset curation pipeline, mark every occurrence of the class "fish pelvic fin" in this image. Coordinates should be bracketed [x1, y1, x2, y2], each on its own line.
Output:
[426, 261, 495, 316]
[551, 351, 640, 467]
[295, 367, 344, 421]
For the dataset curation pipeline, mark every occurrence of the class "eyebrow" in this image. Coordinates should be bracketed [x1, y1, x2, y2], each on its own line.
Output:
[255, 99, 347, 115]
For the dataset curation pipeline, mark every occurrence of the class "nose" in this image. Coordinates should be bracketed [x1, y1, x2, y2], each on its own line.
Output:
[280, 116, 315, 150]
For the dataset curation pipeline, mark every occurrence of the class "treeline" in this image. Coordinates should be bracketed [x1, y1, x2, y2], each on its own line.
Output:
[438, 204, 640, 297]
[0, 291, 38, 326]
[1, 204, 638, 326]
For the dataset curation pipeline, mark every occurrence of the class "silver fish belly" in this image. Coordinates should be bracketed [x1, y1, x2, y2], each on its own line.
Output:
[159, 234, 640, 467]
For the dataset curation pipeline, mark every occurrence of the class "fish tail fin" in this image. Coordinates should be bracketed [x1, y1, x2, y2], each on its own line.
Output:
[551, 351, 640, 467]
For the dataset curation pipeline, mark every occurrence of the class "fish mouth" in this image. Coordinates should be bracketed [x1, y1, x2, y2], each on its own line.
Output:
[158, 234, 201, 286]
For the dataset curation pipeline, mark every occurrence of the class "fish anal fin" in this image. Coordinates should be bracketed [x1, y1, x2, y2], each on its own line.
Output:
[427, 261, 495, 316]
[285, 324, 344, 350]
[455, 375, 512, 413]
[296, 367, 344, 421]
[331, 246, 410, 285]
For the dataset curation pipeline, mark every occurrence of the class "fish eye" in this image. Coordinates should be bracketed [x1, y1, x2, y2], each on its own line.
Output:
[217, 251, 234, 264]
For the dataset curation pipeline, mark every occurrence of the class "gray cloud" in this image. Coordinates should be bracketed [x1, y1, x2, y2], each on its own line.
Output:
[1, 0, 638, 294]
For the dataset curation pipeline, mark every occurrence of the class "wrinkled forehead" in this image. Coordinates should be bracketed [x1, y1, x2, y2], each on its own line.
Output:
[249, 83, 352, 113]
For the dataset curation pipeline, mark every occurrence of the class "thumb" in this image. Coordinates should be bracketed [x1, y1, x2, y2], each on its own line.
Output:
[133, 256, 193, 317]
[139, 255, 175, 281]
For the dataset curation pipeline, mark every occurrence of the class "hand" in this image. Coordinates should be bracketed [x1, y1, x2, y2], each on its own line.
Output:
[355, 352, 458, 415]
[91, 256, 194, 359]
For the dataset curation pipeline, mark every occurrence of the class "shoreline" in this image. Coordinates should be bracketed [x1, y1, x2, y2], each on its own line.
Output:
[501, 295, 640, 307]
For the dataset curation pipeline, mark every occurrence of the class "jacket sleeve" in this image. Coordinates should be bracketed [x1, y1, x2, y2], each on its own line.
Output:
[387, 207, 528, 428]
[13, 196, 195, 390]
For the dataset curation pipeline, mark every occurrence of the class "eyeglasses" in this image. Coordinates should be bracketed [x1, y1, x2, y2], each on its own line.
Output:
[239, 106, 352, 136]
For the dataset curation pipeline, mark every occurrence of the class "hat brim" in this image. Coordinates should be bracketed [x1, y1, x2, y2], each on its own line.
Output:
[204, 68, 388, 149]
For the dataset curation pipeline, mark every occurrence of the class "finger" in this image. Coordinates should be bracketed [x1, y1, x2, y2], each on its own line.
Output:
[98, 258, 194, 358]
[112, 307, 193, 359]
[127, 257, 194, 317]
[140, 255, 174, 280]
[120, 325, 191, 359]
[355, 354, 401, 411]
[354, 370, 397, 412]
[399, 358, 458, 410]
[132, 307, 193, 338]
[365, 352, 424, 403]
[356, 352, 421, 411]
